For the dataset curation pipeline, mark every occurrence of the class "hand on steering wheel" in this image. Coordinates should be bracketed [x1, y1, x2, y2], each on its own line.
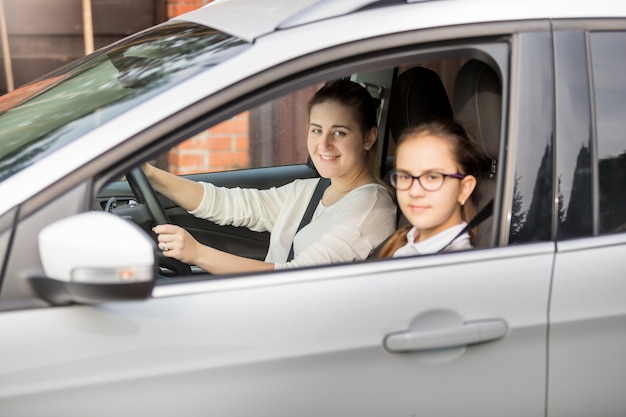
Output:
[127, 167, 192, 276]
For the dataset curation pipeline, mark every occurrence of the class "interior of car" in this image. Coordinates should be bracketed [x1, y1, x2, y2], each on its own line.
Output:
[95, 52, 503, 278]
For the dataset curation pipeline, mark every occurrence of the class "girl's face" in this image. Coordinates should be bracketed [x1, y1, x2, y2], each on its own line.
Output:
[395, 134, 476, 242]
[307, 101, 376, 182]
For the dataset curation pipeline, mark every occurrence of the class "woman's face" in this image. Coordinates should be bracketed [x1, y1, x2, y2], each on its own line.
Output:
[307, 100, 375, 182]
[395, 134, 475, 241]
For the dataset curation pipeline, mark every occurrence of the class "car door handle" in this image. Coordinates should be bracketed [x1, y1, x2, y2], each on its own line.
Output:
[384, 319, 507, 353]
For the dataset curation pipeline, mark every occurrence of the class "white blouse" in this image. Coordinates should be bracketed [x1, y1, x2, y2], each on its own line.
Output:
[189, 178, 397, 269]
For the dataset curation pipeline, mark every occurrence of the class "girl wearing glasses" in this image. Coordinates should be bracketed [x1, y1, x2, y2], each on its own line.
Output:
[374, 120, 487, 258]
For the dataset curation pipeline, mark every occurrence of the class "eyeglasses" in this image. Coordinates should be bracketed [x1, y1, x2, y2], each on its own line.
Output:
[390, 170, 465, 191]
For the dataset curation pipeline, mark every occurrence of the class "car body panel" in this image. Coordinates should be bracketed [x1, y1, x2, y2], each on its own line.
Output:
[549, 235, 626, 415]
[548, 26, 626, 416]
[0, 209, 14, 288]
[0, 183, 90, 306]
[0, 243, 553, 416]
[174, 0, 320, 42]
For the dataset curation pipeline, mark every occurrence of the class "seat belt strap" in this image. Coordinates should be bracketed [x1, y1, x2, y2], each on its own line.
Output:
[286, 177, 331, 262]
[438, 199, 493, 253]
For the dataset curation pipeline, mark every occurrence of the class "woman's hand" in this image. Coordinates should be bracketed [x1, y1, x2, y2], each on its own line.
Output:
[153, 224, 201, 265]
[154, 223, 275, 275]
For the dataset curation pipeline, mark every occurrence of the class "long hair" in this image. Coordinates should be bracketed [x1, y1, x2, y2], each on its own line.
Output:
[308, 79, 384, 185]
[374, 119, 488, 257]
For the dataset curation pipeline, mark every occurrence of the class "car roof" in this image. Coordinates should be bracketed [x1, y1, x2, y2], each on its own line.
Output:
[173, 0, 626, 43]
[171, 0, 412, 42]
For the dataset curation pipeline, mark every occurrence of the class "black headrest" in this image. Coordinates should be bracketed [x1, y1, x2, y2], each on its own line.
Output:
[388, 67, 453, 142]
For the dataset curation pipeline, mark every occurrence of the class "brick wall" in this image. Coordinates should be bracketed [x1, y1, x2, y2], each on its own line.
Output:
[166, 0, 250, 175]
[166, 0, 212, 18]
[168, 112, 251, 175]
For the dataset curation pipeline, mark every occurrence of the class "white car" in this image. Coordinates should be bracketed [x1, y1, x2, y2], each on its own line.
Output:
[0, 0, 625, 415]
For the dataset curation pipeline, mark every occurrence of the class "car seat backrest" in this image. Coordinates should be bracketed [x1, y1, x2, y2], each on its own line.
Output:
[452, 59, 502, 248]
[386, 66, 454, 229]
[388, 66, 453, 143]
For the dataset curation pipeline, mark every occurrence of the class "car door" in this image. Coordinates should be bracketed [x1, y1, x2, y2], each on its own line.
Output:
[0, 247, 552, 417]
[548, 27, 626, 416]
[0, 30, 555, 416]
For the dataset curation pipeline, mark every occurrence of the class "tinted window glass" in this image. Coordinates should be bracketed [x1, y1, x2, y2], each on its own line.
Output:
[510, 33, 554, 243]
[591, 32, 626, 234]
[554, 31, 593, 240]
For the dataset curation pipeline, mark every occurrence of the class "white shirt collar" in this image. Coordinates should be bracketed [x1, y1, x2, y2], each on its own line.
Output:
[393, 222, 471, 257]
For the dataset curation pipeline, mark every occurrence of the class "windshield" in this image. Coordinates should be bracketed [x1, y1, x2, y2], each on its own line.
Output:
[0, 22, 249, 182]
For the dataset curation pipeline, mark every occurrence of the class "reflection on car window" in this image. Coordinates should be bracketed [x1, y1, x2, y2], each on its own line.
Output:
[508, 33, 554, 244]
[591, 31, 626, 234]
[0, 22, 249, 182]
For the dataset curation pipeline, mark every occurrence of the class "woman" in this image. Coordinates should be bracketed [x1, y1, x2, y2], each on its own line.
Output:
[374, 119, 487, 258]
[143, 79, 396, 274]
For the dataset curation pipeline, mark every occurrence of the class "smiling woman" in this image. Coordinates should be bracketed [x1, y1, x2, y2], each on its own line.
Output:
[141, 79, 396, 274]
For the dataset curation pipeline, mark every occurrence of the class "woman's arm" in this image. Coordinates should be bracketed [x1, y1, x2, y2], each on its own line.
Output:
[153, 179, 324, 274]
[142, 163, 204, 212]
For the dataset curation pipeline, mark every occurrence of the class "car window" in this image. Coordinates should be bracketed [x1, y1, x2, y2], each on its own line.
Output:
[590, 31, 626, 234]
[0, 21, 249, 183]
[127, 50, 504, 276]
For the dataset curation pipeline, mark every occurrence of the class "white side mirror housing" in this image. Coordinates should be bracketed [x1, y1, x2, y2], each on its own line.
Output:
[32, 212, 156, 305]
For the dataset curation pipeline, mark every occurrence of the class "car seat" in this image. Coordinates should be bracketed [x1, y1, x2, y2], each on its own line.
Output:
[452, 59, 502, 248]
[388, 66, 453, 143]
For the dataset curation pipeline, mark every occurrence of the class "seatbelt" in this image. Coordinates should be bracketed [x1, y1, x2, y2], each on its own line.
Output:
[438, 199, 493, 253]
[286, 177, 331, 262]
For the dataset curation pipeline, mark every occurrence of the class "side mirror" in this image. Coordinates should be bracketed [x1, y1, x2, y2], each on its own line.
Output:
[30, 212, 156, 305]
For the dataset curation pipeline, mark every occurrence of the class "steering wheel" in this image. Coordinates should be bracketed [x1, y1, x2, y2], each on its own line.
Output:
[127, 167, 170, 225]
[127, 167, 192, 276]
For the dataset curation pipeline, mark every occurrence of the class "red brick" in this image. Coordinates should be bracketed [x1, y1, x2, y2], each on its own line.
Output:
[183, 151, 207, 166]
[167, 5, 198, 18]
[210, 120, 244, 135]
[235, 136, 250, 151]
[167, 0, 214, 18]
[209, 151, 249, 170]
[206, 136, 233, 151]
[168, 149, 182, 165]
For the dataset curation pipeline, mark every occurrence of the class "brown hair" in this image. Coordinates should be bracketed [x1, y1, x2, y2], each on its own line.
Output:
[373, 119, 488, 258]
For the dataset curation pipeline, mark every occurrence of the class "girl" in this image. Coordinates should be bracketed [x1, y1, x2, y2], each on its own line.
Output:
[375, 120, 487, 258]
[143, 79, 396, 274]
